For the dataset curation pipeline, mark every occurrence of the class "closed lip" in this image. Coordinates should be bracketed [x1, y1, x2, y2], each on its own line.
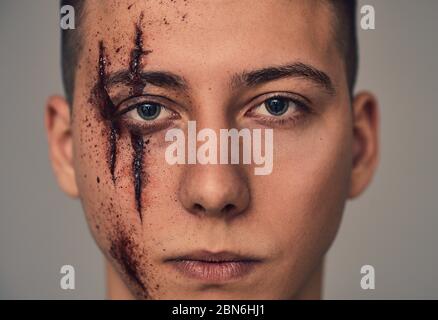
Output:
[164, 250, 262, 282]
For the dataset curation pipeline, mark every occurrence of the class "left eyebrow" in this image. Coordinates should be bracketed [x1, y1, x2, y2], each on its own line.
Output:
[231, 62, 336, 95]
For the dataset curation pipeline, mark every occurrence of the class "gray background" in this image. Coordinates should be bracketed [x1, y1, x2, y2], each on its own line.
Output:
[0, 0, 437, 299]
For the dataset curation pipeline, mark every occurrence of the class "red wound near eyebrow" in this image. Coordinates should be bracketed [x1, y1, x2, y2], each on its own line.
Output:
[127, 13, 150, 220]
[129, 12, 152, 96]
[97, 41, 118, 184]
[93, 13, 153, 222]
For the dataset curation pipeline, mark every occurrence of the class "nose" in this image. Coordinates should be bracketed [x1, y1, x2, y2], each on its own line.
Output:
[179, 163, 250, 218]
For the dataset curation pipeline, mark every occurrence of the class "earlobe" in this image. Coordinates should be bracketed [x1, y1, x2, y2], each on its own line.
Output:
[45, 95, 79, 197]
[348, 91, 380, 199]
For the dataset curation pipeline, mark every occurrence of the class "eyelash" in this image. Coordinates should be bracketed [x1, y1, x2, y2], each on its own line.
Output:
[112, 92, 312, 133]
[245, 93, 312, 127]
[112, 95, 180, 133]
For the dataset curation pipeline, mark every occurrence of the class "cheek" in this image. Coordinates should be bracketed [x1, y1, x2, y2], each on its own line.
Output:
[71, 107, 172, 298]
[72, 97, 179, 241]
[72, 106, 132, 232]
[260, 116, 353, 254]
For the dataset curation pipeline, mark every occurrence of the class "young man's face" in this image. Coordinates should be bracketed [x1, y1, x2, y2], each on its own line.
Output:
[47, 0, 378, 299]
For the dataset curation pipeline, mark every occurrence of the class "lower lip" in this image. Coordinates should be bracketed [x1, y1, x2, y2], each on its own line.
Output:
[169, 260, 258, 282]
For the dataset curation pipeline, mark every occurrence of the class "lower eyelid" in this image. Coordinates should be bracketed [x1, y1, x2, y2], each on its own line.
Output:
[120, 117, 177, 136]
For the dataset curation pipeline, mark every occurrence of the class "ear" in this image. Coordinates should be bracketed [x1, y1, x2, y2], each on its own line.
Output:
[348, 91, 380, 198]
[45, 95, 79, 197]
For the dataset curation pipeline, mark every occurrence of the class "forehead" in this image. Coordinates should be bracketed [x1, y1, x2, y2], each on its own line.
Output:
[81, 0, 341, 86]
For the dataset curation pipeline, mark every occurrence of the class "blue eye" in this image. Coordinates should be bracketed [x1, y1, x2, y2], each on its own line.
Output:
[265, 97, 289, 116]
[136, 103, 161, 120]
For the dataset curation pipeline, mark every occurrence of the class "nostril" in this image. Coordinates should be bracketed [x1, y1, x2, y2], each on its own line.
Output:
[193, 203, 205, 213]
[222, 203, 236, 213]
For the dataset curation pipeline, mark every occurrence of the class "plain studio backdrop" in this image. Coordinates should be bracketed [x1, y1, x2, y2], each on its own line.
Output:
[0, 0, 437, 299]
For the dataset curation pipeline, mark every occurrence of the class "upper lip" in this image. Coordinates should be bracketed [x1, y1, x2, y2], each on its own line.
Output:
[164, 250, 262, 263]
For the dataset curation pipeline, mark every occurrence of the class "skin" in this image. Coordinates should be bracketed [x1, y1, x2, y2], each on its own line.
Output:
[45, 0, 379, 299]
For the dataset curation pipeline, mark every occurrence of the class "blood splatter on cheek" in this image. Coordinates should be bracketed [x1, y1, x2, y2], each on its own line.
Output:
[109, 223, 150, 298]
[88, 12, 159, 298]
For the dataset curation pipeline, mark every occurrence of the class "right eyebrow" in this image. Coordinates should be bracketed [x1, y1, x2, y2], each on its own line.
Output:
[106, 70, 189, 92]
